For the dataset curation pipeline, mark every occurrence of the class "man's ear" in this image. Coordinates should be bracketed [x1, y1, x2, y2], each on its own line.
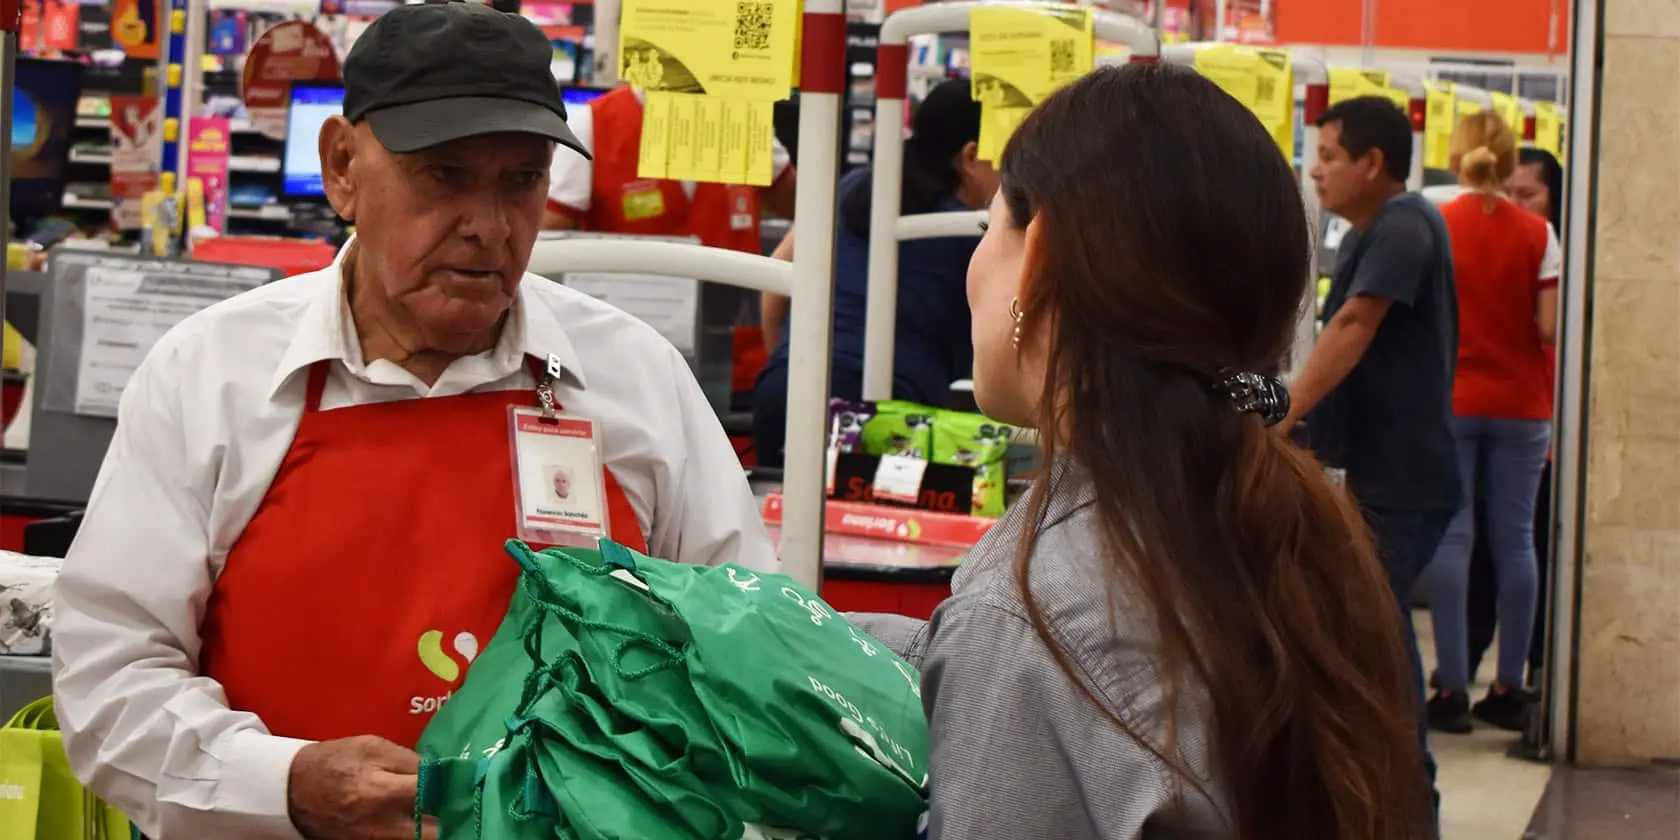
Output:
[1363, 147, 1387, 183]
[318, 116, 358, 221]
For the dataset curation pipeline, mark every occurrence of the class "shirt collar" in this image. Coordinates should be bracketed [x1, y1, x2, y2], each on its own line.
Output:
[267, 236, 588, 400]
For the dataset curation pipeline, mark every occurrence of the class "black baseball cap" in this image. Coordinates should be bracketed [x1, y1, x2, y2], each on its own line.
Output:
[342, 0, 589, 158]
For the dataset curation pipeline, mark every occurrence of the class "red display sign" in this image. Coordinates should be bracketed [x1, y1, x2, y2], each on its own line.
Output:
[240, 20, 342, 140]
[759, 494, 995, 549]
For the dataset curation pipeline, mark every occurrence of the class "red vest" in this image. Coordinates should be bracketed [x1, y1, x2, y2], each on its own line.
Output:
[586, 87, 764, 254]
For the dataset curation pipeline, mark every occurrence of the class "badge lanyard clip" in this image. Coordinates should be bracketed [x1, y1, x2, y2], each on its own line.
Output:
[537, 353, 564, 423]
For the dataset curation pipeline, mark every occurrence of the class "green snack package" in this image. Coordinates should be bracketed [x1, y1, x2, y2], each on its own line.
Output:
[931, 411, 1014, 518]
[862, 401, 935, 459]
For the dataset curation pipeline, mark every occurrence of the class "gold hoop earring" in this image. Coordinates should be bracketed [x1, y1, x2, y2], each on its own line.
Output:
[1009, 297, 1024, 349]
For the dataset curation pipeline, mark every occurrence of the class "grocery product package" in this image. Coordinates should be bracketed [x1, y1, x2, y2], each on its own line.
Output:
[930, 412, 1015, 517]
[0, 551, 60, 656]
[861, 401, 935, 459]
[416, 539, 928, 840]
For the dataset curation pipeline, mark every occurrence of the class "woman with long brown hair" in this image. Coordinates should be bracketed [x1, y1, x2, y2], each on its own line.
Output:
[853, 64, 1432, 839]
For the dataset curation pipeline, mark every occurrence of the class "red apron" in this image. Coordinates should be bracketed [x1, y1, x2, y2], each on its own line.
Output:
[199, 358, 648, 748]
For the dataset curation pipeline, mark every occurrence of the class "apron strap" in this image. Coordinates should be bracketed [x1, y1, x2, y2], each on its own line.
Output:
[303, 362, 329, 414]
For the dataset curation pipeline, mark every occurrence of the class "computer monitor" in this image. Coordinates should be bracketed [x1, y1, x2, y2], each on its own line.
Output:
[560, 86, 608, 112]
[281, 81, 345, 199]
[10, 58, 85, 221]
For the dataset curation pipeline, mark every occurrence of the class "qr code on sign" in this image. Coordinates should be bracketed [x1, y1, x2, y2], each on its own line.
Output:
[1256, 76, 1276, 103]
[1050, 39, 1075, 74]
[734, 1, 774, 51]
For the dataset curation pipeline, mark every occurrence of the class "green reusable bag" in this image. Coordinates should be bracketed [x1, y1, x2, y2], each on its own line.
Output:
[416, 539, 928, 840]
[0, 696, 131, 840]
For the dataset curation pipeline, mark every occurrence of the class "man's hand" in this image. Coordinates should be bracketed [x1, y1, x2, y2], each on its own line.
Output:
[288, 735, 438, 840]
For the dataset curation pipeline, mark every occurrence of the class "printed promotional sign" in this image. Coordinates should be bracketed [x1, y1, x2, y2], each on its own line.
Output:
[109, 96, 162, 231]
[110, 0, 159, 59]
[968, 5, 1094, 161]
[240, 20, 342, 140]
[1192, 44, 1295, 160]
[186, 117, 233, 233]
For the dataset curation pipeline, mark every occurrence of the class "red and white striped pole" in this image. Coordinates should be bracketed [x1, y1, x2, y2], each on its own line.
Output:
[779, 0, 847, 591]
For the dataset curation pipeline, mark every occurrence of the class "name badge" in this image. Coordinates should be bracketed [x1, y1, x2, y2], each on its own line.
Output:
[508, 406, 611, 548]
[621, 181, 667, 222]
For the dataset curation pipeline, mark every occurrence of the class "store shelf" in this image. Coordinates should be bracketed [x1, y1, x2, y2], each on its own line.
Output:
[0, 655, 51, 674]
[229, 155, 282, 173]
[62, 194, 115, 210]
[69, 148, 113, 165]
[227, 205, 293, 221]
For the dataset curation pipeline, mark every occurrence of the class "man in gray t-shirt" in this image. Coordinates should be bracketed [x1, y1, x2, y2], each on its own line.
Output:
[1282, 96, 1459, 836]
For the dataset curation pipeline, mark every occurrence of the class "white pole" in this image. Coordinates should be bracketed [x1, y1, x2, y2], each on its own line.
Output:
[1212, 0, 1226, 41]
[863, 2, 1159, 401]
[779, 0, 845, 591]
[593, 0, 621, 86]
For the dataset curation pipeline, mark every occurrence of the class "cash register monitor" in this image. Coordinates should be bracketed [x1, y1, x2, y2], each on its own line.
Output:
[281, 81, 345, 199]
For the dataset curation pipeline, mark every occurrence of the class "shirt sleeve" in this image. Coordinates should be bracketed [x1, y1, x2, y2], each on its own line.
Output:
[1538, 222, 1563, 287]
[548, 104, 596, 214]
[1347, 208, 1438, 307]
[920, 603, 1196, 840]
[646, 342, 781, 573]
[843, 613, 930, 666]
[51, 342, 311, 840]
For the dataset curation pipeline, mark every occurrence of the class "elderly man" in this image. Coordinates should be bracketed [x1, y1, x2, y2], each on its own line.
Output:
[50, 3, 778, 839]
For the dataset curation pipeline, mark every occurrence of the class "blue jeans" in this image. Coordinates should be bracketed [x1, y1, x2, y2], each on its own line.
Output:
[1429, 416, 1552, 692]
[1365, 505, 1452, 834]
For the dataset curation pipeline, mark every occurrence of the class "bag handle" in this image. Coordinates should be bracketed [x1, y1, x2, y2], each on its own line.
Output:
[4, 694, 57, 730]
[503, 540, 688, 682]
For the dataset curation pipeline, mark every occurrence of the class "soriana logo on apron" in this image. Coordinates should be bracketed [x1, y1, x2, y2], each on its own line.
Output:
[240, 21, 342, 140]
[411, 629, 480, 715]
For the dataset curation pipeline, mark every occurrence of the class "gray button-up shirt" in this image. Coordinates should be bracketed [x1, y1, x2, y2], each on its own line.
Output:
[853, 465, 1230, 839]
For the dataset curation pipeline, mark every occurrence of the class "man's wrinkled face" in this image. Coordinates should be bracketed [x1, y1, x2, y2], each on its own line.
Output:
[324, 124, 555, 353]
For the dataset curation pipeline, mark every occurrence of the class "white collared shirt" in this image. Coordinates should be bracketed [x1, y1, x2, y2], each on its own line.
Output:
[51, 243, 779, 839]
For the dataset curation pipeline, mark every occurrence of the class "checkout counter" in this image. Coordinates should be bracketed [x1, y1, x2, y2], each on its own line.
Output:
[0, 235, 984, 621]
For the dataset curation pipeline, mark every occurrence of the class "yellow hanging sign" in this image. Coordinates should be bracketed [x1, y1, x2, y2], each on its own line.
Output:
[1192, 44, 1295, 160]
[1532, 101, 1563, 157]
[1328, 68, 1407, 110]
[619, 0, 799, 100]
[639, 92, 778, 186]
[1423, 80, 1455, 171]
[622, 0, 797, 184]
[968, 5, 1095, 161]
[1456, 95, 1482, 125]
[1489, 91, 1523, 135]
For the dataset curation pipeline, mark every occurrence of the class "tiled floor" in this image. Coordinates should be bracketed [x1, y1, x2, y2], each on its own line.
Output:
[1524, 764, 1680, 840]
[1412, 612, 1556, 840]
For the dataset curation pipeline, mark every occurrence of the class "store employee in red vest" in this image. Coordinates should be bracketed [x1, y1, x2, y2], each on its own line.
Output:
[542, 86, 798, 246]
[51, 5, 778, 840]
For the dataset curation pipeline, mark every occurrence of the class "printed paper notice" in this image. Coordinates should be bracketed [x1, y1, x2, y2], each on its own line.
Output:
[619, 0, 799, 100]
[1191, 45, 1295, 159]
[75, 265, 262, 417]
[564, 273, 700, 356]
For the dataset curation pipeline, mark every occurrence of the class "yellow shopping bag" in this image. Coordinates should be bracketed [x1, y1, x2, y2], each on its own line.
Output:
[0, 696, 130, 840]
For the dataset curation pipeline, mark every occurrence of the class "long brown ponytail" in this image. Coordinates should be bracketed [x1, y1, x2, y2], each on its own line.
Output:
[999, 64, 1432, 840]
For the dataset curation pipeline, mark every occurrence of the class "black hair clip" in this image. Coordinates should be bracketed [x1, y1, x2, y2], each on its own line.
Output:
[1217, 370, 1290, 427]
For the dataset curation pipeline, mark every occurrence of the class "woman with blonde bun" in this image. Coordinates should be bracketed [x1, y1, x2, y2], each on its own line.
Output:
[1424, 110, 1560, 736]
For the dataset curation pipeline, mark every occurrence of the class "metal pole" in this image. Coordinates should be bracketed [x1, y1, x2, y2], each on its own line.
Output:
[1, 0, 19, 355]
[593, 0, 620, 86]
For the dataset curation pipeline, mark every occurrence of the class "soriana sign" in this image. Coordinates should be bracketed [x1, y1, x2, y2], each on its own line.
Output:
[241, 20, 341, 140]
